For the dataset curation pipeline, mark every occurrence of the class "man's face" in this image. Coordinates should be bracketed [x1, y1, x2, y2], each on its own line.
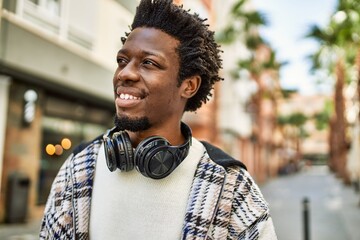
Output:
[113, 27, 185, 132]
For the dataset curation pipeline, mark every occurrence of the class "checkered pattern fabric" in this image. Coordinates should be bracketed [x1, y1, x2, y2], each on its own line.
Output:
[40, 138, 277, 239]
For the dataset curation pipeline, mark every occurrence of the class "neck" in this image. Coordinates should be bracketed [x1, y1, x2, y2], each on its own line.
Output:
[128, 121, 185, 147]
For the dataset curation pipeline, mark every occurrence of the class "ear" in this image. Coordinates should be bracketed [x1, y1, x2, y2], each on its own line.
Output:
[180, 75, 201, 99]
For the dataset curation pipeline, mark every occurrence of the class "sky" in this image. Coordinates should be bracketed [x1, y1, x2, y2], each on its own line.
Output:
[252, 0, 338, 95]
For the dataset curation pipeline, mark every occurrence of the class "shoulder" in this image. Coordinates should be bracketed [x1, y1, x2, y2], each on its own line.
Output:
[232, 167, 269, 212]
[67, 135, 103, 181]
[72, 134, 103, 157]
[52, 135, 102, 186]
[204, 150, 274, 238]
[227, 166, 271, 235]
[199, 141, 269, 225]
[50, 135, 103, 186]
[200, 141, 247, 170]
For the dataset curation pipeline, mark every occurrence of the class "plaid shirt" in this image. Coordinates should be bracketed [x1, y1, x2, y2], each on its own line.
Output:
[40, 138, 277, 239]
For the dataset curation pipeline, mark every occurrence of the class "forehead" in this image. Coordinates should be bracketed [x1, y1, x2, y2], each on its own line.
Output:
[122, 27, 180, 56]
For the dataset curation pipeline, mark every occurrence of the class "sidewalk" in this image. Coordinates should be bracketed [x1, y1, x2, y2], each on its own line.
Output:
[260, 165, 360, 240]
[0, 218, 40, 240]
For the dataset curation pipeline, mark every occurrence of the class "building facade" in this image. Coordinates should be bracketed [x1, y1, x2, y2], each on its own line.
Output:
[0, 0, 136, 222]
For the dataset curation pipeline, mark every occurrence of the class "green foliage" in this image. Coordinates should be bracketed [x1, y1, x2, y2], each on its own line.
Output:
[281, 89, 298, 98]
[263, 50, 288, 70]
[306, 0, 360, 78]
[237, 58, 254, 71]
[313, 112, 330, 130]
[245, 35, 265, 50]
[277, 112, 309, 139]
[235, 49, 286, 78]
[277, 115, 288, 126]
[216, 26, 237, 44]
[305, 25, 337, 46]
[288, 113, 308, 127]
[231, 0, 247, 14]
[216, 0, 267, 45]
[313, 100, 333, 130]
[277, 112, 308, 127]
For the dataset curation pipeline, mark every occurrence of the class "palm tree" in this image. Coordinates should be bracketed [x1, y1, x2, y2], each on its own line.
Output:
[216, 0, 267, 45]
[307, 0, 360, 182]
[217, 0, 285, 181]
[277, 112, 308, 172]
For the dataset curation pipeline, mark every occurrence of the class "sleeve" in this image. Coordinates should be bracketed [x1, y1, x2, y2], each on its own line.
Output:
[237, 210, 278, 239]
[39, 154, 75, 240]
[228, 169, 278, 240]
[207, 166, 277, 240]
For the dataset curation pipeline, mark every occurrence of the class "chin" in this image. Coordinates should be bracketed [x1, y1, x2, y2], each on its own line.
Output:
[113, 114, 151, 132]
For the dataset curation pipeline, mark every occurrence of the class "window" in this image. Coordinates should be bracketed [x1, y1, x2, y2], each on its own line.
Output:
[16, 0, 95, 50]
[38, 116, 107, 204]
[21, 0, 61, 18]
[44, 0, 61, 16]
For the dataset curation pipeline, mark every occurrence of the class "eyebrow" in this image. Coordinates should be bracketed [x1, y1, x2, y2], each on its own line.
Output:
[117, 49, 167, 62]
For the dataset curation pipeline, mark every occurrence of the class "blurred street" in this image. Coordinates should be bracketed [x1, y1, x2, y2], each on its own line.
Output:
[261, 165, 360, 240]
[0, 165, 359, 240]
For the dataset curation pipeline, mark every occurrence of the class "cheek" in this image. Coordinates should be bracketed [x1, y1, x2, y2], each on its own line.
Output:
[148, 83, 179, 107]
[165, 87, 182, 108]
[113, 69, 120, 83]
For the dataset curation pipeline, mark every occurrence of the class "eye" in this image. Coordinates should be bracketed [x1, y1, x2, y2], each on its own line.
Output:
[142, 59, 159, 68]
[116, 56, 128, 65]
[143, 59, 155, 65]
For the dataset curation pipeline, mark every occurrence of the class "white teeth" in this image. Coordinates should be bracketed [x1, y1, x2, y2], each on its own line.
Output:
[119, 93, 139, 100]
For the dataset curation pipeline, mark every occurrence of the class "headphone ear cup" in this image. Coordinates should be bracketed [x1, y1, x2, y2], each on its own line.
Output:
[112, 131, 134, 172]
[103, 129, 134, 172]
[134, 136, 166, 167]
[145, 147, 177, 179]
[103, 132, 118, 172]
[135, 136, 175, 179]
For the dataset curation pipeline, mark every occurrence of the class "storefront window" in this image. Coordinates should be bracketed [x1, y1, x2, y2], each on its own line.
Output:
[37, 116, 107, 204]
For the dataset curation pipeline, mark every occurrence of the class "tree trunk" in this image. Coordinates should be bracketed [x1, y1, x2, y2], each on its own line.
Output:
[356, 48, 360, 119]
[334, 59, 350, 183]
[328, 115, 336, 172]
[253, 75, 265, 182]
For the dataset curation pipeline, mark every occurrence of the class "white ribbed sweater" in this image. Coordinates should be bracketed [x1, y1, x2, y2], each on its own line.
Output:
[89, 138, 204, 240]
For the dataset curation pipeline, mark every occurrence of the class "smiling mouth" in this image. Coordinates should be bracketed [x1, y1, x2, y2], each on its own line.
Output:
[115, 86, 146, 100]
[114, 87, 146, 109]
[118, 93, 141, 100]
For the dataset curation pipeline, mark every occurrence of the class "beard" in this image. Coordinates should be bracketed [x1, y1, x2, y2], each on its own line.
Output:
[114, 114, 151, 132]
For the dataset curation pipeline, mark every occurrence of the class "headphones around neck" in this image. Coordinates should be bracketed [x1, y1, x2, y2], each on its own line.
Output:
[103, 122, 192, 179]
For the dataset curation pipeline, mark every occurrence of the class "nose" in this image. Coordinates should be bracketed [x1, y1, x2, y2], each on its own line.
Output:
[116, 61, 139, 83]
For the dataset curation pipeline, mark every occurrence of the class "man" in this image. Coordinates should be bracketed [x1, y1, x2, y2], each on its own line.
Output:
[40, 0, 277, 239]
